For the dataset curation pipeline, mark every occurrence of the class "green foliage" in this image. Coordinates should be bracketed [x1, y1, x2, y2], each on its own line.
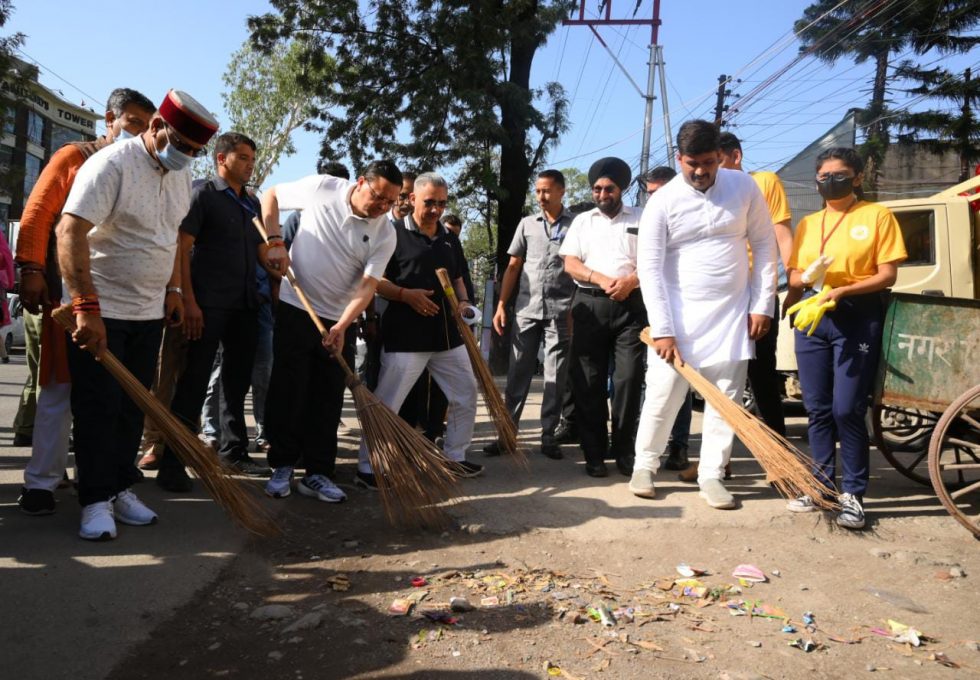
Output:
[248, 0, 573, 272]
[0, 1, 33, 197]
[794, 0, 980, 194]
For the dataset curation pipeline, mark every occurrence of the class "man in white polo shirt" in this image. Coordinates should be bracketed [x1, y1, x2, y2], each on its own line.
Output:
[633, 120, 777, 509]
[57, 89, 218, 541]
[559, 157, 647, 478]
[260, 160, 402, 503]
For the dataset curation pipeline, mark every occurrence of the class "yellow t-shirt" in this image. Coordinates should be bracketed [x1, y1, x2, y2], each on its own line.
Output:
[751, 171, 792, 224]
[788, 200, 907, 288]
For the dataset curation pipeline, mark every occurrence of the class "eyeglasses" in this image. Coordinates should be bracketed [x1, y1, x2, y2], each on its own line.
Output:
[165, 126, 206, 158]
[422, 199, 449, 209]
[398, 192, 410, 200]
[364, 181, 395, 207]
[816, 172, 855, 183]
[592, 185, 618, 195]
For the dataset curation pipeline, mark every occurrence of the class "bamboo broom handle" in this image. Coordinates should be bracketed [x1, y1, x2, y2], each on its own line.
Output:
[435, 268, 459, 313]
[251, 216, 357, 382]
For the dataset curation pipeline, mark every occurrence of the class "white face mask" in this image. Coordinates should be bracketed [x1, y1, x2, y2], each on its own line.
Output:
[114, 128, 136, 142]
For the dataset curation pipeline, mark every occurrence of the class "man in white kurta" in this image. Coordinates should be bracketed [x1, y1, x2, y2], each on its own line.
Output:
[633, 119, 777, 509]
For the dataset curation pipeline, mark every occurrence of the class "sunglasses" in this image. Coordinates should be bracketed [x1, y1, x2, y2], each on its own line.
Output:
[422, 199, 449, 209]
[592, 185, 618, 195]
[816, 172, 855, 183]
[165, 126, 207, 158]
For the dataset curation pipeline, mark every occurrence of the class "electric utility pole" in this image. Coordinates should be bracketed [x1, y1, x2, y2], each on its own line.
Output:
[564, 0, 674, 194]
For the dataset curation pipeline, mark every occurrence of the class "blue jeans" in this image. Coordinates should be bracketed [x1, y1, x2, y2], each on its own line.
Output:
[795, 291, 883, 497]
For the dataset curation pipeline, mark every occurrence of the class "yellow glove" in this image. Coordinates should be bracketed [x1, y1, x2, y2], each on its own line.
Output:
[787, 286, 836, 336]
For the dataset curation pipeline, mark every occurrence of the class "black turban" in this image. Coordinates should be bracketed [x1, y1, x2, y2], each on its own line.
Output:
[588, 157, 632, 191]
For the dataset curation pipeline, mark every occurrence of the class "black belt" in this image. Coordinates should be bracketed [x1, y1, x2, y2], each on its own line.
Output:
[575, 287, 606, 297]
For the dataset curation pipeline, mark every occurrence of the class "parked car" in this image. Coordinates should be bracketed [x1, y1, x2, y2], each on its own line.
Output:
[1, 293, 25, 354]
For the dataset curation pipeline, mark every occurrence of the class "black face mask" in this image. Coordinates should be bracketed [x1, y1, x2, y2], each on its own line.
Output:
[816, 175, 856, 201]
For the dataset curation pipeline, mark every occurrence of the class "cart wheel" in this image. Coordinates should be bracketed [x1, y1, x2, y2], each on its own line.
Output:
[872, 403, 939, 486]
[928, 384, 980, 539]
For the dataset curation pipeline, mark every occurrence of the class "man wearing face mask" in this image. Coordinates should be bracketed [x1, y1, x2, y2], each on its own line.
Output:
[633, 120, 777, 509]
[14, 88, 155, 516]
[56, 89, 219, 540]
[559, 157, 646, 478]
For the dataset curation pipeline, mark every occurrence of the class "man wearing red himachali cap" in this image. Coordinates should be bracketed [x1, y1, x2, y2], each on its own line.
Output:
[56, 90, 219, 541]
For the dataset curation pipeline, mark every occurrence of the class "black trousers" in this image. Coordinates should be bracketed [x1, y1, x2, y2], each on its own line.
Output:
[746, 297, 786, 436]
[398, 370, 448, 440]
[266, 302, 355, 476]
[569, 289, 647, 466]
[67, 318, 163, 506]
[162, 306, 258, 470]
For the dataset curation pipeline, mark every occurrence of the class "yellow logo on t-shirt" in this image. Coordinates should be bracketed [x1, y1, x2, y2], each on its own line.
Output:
[850, 225, 870, 241]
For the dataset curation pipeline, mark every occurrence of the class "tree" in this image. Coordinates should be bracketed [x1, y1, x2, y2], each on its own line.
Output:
[0, 1, 35, 197]
[794, 0, 980, 196]
[893, 63, 980, 182]
[248, 0, 572, 273]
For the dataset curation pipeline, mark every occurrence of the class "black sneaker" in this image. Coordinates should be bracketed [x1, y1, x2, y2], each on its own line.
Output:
[663, 442, 689, 471]
[354, 471, 379, 491]
[156, 466, 193, 493]
[482, 441, 501, 457]
[224, 455, 272, 477]
[451, 460, 484, 478]
[585, 462, 608, 478]
[18, 487, 55, 515]
[615, 455, 634, 476]
[539, 443, 563, 460]
[552, 422, 578, 445]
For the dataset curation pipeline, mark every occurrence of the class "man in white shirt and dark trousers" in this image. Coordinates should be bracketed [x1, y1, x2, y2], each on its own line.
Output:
[261, 161, 403, 502]
[559, 157, 646, 478]
[57, 90, 219, 540]
[633, 120, 777, 509]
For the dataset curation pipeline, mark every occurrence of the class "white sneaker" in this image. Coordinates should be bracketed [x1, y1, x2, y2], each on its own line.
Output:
[786, 495, 817, 513]
[298, 474, 347, 503]
[79, 501, 117, 541]
[628, 469, 656, 498]
[113, 489, 158, 526]
[836, 492, 866, 530]
[265, 467, 294, 499]
[698, 478, 735, 509]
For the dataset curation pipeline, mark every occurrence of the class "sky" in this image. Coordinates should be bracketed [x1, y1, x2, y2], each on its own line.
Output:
[7, 0, 977, 194]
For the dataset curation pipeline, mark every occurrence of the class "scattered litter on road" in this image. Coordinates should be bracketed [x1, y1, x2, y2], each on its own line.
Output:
[732, 564, 767, 583]
[411, 577, 427, 588]
[862, 585, 929, 614]
[788, 638, 818, 652]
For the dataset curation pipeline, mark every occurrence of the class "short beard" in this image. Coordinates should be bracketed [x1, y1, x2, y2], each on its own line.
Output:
[598, 199, 623, 217]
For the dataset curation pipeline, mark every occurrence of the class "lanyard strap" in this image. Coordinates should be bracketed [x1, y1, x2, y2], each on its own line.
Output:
[223, 187, 258, 217]
[819, 201, 855, 255]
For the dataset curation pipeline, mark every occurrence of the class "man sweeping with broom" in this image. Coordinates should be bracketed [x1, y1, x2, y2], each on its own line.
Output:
[57, 90, 218, 540]
[632, 119, 777, 509]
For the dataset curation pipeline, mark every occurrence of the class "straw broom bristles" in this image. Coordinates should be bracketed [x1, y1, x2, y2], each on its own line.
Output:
[52, 305, 279, 536]
[434, 268, 523, 464]
[251, 217, 459, 528]
[639, 327, 835, 509]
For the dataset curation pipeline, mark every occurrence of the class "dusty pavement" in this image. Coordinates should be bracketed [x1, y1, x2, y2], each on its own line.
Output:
[2, 355, 978, 680]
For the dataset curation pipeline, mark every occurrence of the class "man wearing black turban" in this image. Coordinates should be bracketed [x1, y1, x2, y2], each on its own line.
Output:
[558, 157, 647, 478]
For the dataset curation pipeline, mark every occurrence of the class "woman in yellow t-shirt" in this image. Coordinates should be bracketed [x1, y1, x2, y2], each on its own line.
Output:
[784, 147, 907, 530]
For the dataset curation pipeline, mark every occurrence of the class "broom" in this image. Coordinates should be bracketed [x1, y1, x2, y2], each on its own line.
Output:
[252, 217, 459, 528]
[639, 327, 835, 508]
[434, 267, 523, 463]
[52, 305, 279, 536]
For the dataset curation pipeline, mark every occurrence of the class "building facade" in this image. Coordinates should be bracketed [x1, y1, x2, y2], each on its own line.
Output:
[1, 63, 100, 240]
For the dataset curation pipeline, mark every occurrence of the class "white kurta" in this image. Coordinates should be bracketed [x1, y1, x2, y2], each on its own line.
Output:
[637, 168, 777, 368]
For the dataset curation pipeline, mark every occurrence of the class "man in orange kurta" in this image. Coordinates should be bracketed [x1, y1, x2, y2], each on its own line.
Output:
[14, 88, 156, 516]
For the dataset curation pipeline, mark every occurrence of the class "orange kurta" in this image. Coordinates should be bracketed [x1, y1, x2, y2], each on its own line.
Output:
[15, 143, 101, 385]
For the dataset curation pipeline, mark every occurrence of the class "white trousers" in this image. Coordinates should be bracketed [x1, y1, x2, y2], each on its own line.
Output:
[23, 382, 72, 491]
[634, 351, 747, 483]
[358, 345, 477, 473]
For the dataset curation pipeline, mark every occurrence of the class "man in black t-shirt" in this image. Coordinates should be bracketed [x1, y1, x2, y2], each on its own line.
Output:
[355, 173, 483, 488]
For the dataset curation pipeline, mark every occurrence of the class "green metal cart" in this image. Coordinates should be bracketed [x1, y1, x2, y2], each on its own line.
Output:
[873, 293, 980, 538]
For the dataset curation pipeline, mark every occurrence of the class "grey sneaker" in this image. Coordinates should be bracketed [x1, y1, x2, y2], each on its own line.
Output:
[113, 489, 158, 526]
[265, 467, 294, 499]
[786, 495, 817, 513]
[298, 474, 347, 503]
[628, 469, 656, 498]
[836, 493, 865, 530]
[698, 478, 735, 509]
